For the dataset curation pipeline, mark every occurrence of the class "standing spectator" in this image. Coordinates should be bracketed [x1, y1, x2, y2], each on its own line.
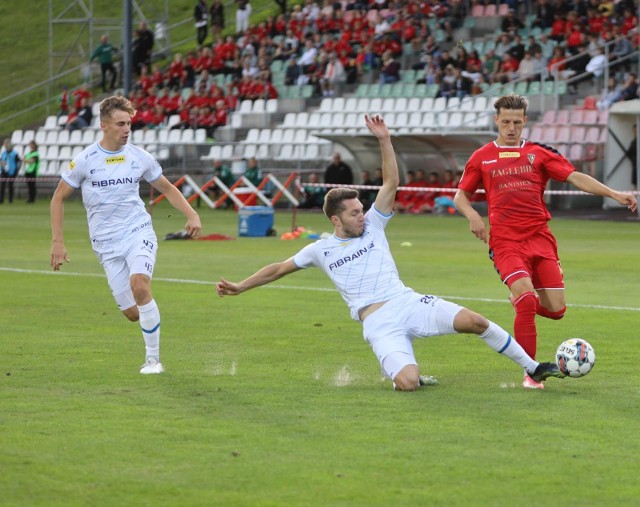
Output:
[23, 140, 40, 204]
[454, 94, 637, 389]
[50, 96, 201, 375]
[90, 34, 118, 92]
[236, 0, 251, 34]
[0, 140, 21, 205]
[137, 21, 155, 70]
[194, 0, 209, 46]
[324, 152, 353, 186]
[209, 0, 225, 40]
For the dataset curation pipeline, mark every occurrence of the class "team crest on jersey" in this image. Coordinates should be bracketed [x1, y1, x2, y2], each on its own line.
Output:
[527, 154, 535, 164]
[105, 156, 125, 164]
[499, 152, 520, 158]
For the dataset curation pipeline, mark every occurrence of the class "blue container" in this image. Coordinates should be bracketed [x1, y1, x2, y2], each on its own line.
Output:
[238, 206, 274, 237]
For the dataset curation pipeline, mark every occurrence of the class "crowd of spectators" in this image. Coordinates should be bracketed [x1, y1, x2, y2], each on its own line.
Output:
[56, 0, 639, 140]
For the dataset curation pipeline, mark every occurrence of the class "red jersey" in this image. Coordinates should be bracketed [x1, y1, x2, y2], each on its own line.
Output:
[459, 141, 575, 243]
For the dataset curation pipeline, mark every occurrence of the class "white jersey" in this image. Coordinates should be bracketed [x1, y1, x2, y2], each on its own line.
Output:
[293, 205, 410, 321]
[61, 142, 162, 244]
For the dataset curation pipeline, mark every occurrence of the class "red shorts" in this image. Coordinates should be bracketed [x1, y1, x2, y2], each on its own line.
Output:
[489, 229, 564, 290]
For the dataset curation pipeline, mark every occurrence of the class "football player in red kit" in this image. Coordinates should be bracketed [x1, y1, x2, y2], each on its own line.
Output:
[454, 94, 637, 389]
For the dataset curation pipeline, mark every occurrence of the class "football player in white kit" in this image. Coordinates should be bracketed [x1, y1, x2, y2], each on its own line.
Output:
[50, 96, 201, 374]
[216, 114, 563, 391]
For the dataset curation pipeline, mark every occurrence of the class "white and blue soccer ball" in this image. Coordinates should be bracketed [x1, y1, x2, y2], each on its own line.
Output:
[556, 338, 596, 378]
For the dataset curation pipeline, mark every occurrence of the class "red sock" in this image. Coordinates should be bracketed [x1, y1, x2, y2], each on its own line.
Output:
[513, 291, 538, 360]
[536, 300, 566, 320]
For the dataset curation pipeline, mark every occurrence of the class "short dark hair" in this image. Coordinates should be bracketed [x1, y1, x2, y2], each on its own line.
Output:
[494, 94, 528, 115]
[323, 188, 359, 219]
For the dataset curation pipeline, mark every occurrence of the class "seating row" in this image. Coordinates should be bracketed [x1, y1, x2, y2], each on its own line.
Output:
[280, 110, 492, 130]
[10, 127, 208, 149]
[200, 142, 332, 162]
[318, 96, 491, 114]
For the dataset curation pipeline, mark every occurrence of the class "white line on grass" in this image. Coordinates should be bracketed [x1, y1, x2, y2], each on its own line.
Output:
[2, 266, 639, 312]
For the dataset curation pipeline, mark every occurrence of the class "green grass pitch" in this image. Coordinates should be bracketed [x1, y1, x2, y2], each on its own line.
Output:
[1, 200, 639, 506]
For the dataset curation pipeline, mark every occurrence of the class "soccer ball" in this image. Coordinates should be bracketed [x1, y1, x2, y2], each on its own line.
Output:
[556, 338, 596, 378]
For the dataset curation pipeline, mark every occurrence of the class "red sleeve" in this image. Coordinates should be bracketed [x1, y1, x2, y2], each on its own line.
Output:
[458, 150, 482, 193]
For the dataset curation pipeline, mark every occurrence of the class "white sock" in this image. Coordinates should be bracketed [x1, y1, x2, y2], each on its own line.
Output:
[139, 299, 160, 360]
[479, 321, 538, 374]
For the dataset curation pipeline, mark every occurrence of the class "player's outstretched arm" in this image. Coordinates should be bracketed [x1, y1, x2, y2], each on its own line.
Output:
[50, 180, 75, 270]
[151, 176, 202, 237]
[216, 258, 300, 297]
[453, 189, 488, 243]
[365, 114, 399, 215]
[566, 172, 638, 212]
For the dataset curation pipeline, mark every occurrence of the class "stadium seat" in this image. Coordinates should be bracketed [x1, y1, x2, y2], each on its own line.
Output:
[498, 3, 509, 15]
[252, 99, 265, 113]
[282, 113, 297, 128]
[355, 84, 369, 97]
[447, 97, 461, 110]
[319, 98, 333, 112]
[270, 129, 283, 144]
[539, 109, 556, 126]
[423, 112, 436, 130]
[266, 99, 278, 113]
[447, 112, 464, 128]
[582, 95, 598, 110]
[194, 129, 207, 143]
[45, 130, 58, 145]
[484, 4, 497, 16]
[344, 97, 360, 113]
[143, 130, 157, 144]
[555, 109, 569, 125]
[131, 130, 144, 144]
[539, 126, 556, 144]
[395, 97, 408, 112]
[568, 144, 584, 161]
[420, 97, 434, 111]
[597, 110, 609, 126]
[243, 144, 257, 159]
[35, 130, 47, 145]
[471, 4, 484, 16]
[68, 130, 82, 144]
[554, 144, 569, 158]
[570, 126, 586, 144]
[582, 110, 598, 125]
[556, 126, 571, 143]
[295, 112, 309, 128]
[522, 127, 530, 139]
[201, 145, 221, 161]
[44, 116, 58, 130]
[424, 84, 439, 98]
[463, 112, 477, 128]
[56, 129, 69, 145]
[382, 98, 395, 112]
[46, 145, 59, 161]
[528, 81, 541, 95]
[220, 144, 233, 159]
[407, 97, 421, 112]
[167, 129, 182, 144]
[258, 129, 272, 144]
[369, 97, 383, 112]
[569, 110, 584, 124]
[433, 97, 447, 111]
[514, 82, 528, 95]
[245, 128, 259, 143]
[157, 129, 169, 144]
[585, 126, 601, 144]
[10, 130, 23, 145]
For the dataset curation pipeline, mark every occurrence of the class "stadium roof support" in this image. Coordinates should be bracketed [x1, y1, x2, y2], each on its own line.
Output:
[317, 132, 495, 179]
[603, 100, 640, 214]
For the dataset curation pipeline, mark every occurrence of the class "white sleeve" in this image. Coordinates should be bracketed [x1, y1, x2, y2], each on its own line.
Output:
[139, 148, 163, 183]
[60, 155, 85, 189]
[293, 241, 321, 269]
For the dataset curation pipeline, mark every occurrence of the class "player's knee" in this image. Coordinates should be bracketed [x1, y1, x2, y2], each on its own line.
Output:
[454, 309, 489, 335]
[513, 291, 537, 314]
[547, 306, 566, 320]
[122, 306, 139, 322]
[392, 365, 420, 392]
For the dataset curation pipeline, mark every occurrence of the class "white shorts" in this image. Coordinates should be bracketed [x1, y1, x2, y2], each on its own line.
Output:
[361, 292, 463, 379]
[92, 230, 158, 310]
